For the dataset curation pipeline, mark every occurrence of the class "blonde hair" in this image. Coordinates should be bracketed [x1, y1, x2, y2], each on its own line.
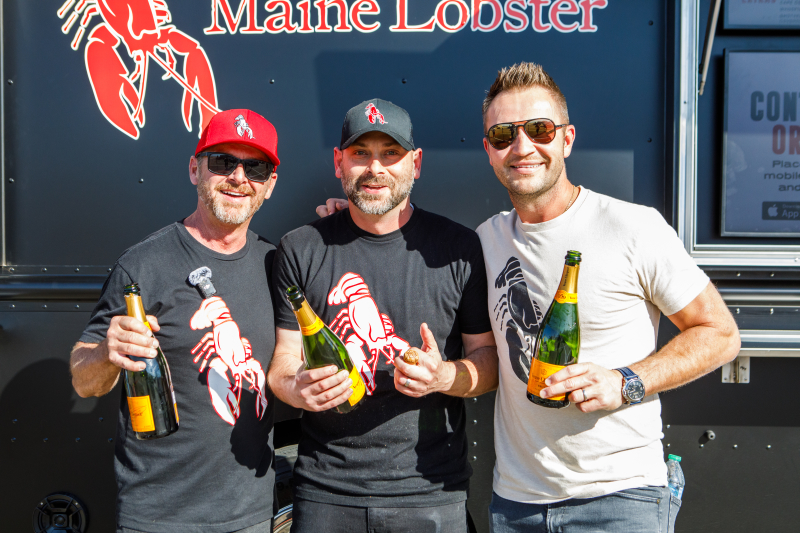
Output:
[482, 63, 569, 125]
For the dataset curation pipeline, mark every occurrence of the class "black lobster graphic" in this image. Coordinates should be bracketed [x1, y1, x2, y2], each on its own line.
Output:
[494, 257, 543, 383]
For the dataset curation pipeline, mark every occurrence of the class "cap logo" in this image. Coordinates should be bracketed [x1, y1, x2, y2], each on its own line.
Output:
[365, 103, 387, 125]
[234, 114, 255, 139]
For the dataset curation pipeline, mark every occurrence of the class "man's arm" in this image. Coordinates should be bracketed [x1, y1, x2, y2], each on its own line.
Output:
[393, 323, 498, 398]
[540, 282, 740, 413]
[70, 315, 161, 398]
[267, 327, 356, 411]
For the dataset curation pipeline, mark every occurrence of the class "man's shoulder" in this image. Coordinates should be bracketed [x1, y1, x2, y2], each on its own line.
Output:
[278, 211, 341, 250]
[476, 209, 517, 238]
[585, 190, 667, 232]
[417, 208, 480, 241]
[248, 230, 276, 253]
[116, 222, 183, 265]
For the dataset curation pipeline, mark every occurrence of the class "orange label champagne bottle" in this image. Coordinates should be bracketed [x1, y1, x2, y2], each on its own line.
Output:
[527, 251, 581, 408]
[123, 283, 179, 439]
[286, 286, 366, 413]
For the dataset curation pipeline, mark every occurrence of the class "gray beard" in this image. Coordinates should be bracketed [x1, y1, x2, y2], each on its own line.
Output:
[198, 177, 262, 225]
[342, 172, 414, 216]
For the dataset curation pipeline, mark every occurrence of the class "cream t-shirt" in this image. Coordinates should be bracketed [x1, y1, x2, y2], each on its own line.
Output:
[476, 187, 709, 504]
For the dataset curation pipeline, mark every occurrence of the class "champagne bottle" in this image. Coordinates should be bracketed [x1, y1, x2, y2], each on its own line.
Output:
[286, 286, 365, 414]
[527, 251, 581, 408]
[123, 283, 179, 439]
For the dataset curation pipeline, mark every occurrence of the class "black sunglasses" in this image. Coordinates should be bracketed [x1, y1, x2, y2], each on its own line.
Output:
[196, 152, 275, 182]
[485, 118, 568, 150]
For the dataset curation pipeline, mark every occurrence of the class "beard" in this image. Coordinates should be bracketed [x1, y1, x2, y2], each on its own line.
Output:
[197, 176, 265, 225]
[341, 168, 414, 216]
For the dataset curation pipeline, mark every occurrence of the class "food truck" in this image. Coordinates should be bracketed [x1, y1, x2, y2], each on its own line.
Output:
[1, 1, 798, 531]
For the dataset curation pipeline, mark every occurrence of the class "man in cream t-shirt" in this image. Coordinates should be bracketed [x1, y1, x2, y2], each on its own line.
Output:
[477, 63, 741, 532]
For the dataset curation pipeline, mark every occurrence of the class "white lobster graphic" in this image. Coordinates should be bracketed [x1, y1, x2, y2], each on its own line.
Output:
[328, 273, 409, 394]
[190, 296, 267, 425]
[234, 114, 254, 139]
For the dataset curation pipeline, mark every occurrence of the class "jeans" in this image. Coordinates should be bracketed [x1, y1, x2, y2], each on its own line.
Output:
[489, 487, 680, 533]
[290, 497, 468, 533]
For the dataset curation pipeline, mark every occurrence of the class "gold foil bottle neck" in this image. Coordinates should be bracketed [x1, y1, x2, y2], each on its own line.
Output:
[124, 293, 150, 328]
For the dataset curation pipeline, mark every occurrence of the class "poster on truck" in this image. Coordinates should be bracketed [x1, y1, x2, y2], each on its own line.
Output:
[722, 50, 800, 237]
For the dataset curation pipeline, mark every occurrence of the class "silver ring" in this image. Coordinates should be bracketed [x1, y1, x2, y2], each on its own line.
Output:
[581, 389, 588, 402]
[404, 378, 411, 388]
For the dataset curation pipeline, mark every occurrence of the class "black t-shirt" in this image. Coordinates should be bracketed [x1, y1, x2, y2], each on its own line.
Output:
[273, 207, 491, 508]
[81, 222, 276, 533]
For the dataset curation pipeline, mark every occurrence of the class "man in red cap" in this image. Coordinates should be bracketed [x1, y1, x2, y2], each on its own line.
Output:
[70, 109, 281, 533]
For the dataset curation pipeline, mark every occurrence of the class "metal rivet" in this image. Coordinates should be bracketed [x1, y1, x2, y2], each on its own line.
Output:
[472, 441, 478, 447]
[736, 272, 741, 277]
[770, 309, 774, 314]
[108, 438, 114, 443]
[75, 437, 81, 442]
[8, 178, 14, 183]
[770, 272, 775, 277]
[648, 20, 654, 25]
[461, 138, 466, 142]
[43, 438, 48, 442]
[402, 78, 407, 84]
[10, 438, 16, 442]
[42, 267, 47, 272]
[472, 397, 477, 402]
[74, 268, 80, 272]
[699, 444, 704, 448]
[472, 456, 477, 461]
[7, 79, 12, 84]
[12, 419, 17, 424]
[767, 445, 772, 449]
[472, 419, 477, 425]
[41, 304, 47, 309]
[736, 308, 740, 314]
[9, 304, 15, 309]
[99, 417, 104, 422]
[108, 267, 113, 272]
[75, 305, 80, 309]
[733, 444, 738, 449]
[139, 178, 144, 183]
[666, 425, 670, 429]
[8, 267, 14, 272]
[270, 79, 275, 84]
[647, 138, 652, 142]
[666, 443, 670, 447]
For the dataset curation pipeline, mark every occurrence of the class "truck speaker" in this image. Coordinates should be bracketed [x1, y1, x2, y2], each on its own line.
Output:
[32, 493, 87, 533]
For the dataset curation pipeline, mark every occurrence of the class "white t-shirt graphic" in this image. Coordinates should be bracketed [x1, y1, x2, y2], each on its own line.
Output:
[477, 187, 709, 504]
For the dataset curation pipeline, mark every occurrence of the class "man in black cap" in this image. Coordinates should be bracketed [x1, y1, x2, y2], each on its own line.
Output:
[268, 99, 498, 533]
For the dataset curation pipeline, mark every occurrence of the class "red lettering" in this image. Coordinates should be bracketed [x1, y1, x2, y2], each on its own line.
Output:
[265, 0, 298, 33]
[790, 126, 800, 155]
[472, 0, 503, 31]
[504, 0, 529, 32]
[391, 0, 436, 31]
[350, 0, 381, 32]
[435, 0, 470, 32]
[773, 124, 786, 154]
[528, 0, 551, 32]
[315, 0, 352, 31]
[204, 0, 263, 34]
[550, 0, 579, 32]
[578, 0, 607, 31]
[297, 0, 314, 32]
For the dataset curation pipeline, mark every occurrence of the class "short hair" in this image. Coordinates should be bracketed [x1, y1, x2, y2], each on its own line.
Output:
[482, 63, 569, 126]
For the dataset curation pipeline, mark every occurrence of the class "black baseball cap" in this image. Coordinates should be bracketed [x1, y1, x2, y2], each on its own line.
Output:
[340, 98, 415, 151]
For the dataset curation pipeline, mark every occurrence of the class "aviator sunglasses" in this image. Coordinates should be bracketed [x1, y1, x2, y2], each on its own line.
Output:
[196, 152, 275, 182]
[485, 118, 568, 150]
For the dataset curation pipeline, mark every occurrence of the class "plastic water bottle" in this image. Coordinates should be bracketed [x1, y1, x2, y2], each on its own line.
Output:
[666, 454, 685, 499]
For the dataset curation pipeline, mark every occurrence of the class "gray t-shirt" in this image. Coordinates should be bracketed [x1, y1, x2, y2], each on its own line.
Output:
[81, 222, 276, 533]
[476, 188, 709, 503]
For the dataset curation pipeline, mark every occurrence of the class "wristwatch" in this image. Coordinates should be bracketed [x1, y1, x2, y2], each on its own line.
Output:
[615, 367, 645, 404]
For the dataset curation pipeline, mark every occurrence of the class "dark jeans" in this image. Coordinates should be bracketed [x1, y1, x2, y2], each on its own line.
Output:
[117, 517, 272, 533]
[290, 497, 468, 533]
[489, 487, 680, 533]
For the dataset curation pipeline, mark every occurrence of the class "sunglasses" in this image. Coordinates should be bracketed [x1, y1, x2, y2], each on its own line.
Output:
[196, 152, 275, 182]
[485, 118, 568, 150]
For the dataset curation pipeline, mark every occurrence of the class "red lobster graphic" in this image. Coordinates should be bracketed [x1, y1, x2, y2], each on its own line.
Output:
[328, 273, 410, 394]
[365, 103, 387, 125]
[57, 0, 220, 139]
[190, 297, 268, 426]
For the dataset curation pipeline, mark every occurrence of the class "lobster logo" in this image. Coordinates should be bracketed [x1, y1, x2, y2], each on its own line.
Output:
[190, 296, 268, 426]
[57, 0, 220, 140]
[234, 115, 254, 139]
[365, 103, 387, 125]
[494, 257, 543, 384]
[328, 273, 409, 394]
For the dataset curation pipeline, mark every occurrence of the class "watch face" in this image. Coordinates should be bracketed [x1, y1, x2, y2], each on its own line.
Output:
[625, 379, 646, 401]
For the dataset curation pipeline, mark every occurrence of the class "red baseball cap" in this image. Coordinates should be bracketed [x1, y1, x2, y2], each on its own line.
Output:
[195, 109, 280, 166]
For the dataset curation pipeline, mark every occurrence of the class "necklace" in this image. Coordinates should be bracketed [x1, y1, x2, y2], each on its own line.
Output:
[563, 185, 579, 213]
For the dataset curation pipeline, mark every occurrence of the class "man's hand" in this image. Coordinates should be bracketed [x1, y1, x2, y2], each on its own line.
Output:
[103, 315, 162, 372]
[393, 323, 454, 398]
[290, 363, 354, 412]
[315, 198, 348, 218]
[539, 362, 624, 413]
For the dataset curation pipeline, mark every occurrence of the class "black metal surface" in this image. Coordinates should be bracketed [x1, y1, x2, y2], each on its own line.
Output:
[33, 493, 88, 533]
